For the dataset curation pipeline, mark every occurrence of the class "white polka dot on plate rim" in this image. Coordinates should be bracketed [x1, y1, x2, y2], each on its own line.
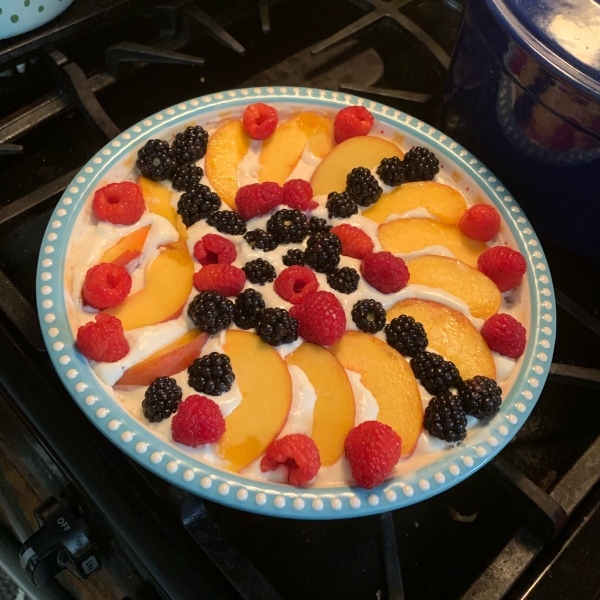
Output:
[184, 469, 194, 482]
[136, 442, 148, 454]
[274, 496, 286, 509]
[463, 456, 474, 467]
[255, 492, 266, 505]
[368, 494, 379, 506]
[293, 498, 305, 510]
[150, 452, 162, 464]
[331, 498, 342, 510]
[167, 461, 178, 474]
[218, 483, 229, 495]
[237, 488, 248, 501]
[121, 431, 133, 443]
[449, 465, 460, 476]
[96, 408, 108, 418]
[312, 498, 323, 511]
[108, 420, 120, 431]
[435, 472, 445, 484]
[386, 490, 397, 501]
[419, 479, 430, 491]
[350, 497, 361, 509]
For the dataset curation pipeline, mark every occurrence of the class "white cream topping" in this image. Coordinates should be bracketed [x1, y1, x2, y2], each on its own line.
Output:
[390, 207, 439, 220]
[237, 140, 261, 187]
[493, 352, 517, 384]
[286, 144, 321, 182]
[393, 246, 456, 261]
[346, 370, 379, 424]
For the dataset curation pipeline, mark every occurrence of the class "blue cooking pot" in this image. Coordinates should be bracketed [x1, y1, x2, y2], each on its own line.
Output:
[0, 0, 75, 41]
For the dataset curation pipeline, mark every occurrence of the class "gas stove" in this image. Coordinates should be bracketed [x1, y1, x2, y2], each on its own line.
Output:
[0, 1, 599, 599]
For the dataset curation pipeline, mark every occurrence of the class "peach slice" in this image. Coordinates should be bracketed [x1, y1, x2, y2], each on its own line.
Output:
[406, 255, 501, 319]
[99, 225, 151, 267]
[138, 177, 177, 227]
[115, 330, 208, 386]
[378, 218, 487, 268]
[363, 182, 467, 225]
[329, 331, 422, 455]
[387, 299, 495, 380]
[218, 330, 293, 472]
[205, 120, 251, 209]
[311, 136, 404, 197]
[285, 343, 355, 466]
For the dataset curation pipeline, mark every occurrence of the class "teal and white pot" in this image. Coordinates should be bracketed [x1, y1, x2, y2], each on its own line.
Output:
[0, 0, 75, 40]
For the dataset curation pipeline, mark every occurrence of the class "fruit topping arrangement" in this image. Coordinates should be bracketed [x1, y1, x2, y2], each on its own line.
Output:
[70, 100, 531, 490]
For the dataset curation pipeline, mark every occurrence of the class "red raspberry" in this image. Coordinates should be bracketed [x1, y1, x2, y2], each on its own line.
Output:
[481, 313, 527, 359]
[76, 314, 129, 363]
[274, 266, 319, 304]
[82, 262, 132, 310]
[260, 434, 321, 486]
[235, 182, 283, 221]
[172, 395, 225, 447]
[344, 421, 402, 489]
[193, 264, 246, 297]
[193, 233, 236, 266]
[331, 223, 374, 259]
[282, 179, 318, 211]
[334, 106, 374, 144]
[92, 182, 145, 225]
[459, 204, 501, 242]
[478, 246, 527, 292]
[243, 103, 278, 140]
[289, 291, 346, 346]
[361, 252, 409, 294]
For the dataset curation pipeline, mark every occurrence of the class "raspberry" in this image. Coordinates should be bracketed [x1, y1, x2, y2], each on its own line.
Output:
[344, 421, 401, 489]
[243, 103, 278, 140]
[76, 314, 129, 363]
[235, 182, 282, 221]
[193, 234, 236, 266]
[171, 395, 225, 447]
[282, 179, 318, 211]
[193, 264, 246, 297]
[361, 252, 409, 294]
[289, 291, 346, 346]
[260, 434, 320, 486]
[334, 106, 374, 144]
[92, 182, 145, 225]
[82, 262, 132, 310]
[330, 223, 374, 259]
[459, 204, 501, 242]
[274, 266, 319, 304]
[478, 246, 527, 292]
[481, 313, 527, 358]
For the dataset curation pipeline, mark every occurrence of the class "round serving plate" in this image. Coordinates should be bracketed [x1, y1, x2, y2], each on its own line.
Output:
[36, 87, 556, 519]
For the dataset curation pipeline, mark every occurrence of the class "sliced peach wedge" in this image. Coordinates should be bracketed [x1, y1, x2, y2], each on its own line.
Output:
[99, 225, 151, 267]
[138, 177, 187, 240]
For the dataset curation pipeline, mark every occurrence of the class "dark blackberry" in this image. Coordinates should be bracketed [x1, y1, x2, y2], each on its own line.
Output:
[142, 376, 182, 423]
[308, 217, 332, 234]
[351, 299, 386, 333]
[326, 191, 358, 219]
[410, 351, 462, 395]
[327, 267, 359, 294]
[256, 308, 298, 346]
[282, 249, 305, 267]
[207, 211, 247, 235]
[170, 163, 204, 192]
[172, 125, 209, 164]
[136, 139, 175, 181]
[177, 185, 221, 227]
[242, 258, 276, 285]
[345, 166, 382, 207]
[376, 156, 407, 187]
[304, 232, 342, 273]
[266, 209, 309, 244]
[403, 147, 440, 182]
[384, 315, 428, 358]
[459, 376, 503, 419]
[187, 291, 234, 334]
[423, 391, 467, 443]
[188, 352, 235, 396]
[233, 289, 265, 330]
[244, 229, 278, 252]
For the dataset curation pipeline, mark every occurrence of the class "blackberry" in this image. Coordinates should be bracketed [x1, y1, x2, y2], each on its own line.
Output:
[410, 351, 462, 395]
[142, 376, 182, 423]
[242, 258, 276, 285]
[308, 217, 332, 234]
[244, 229, 278, 252]
[384, 315, 428, 357]
[304, 232, 342, 273]
[256, 308, 298, 346]
[345, 166, 382, 207]
[233, 289, 265, 330]
[403, 147, 440, 182]
[459, 376, 503, 419]
[266, 209, 309, 244]
[423, 391, 467, 443]
[170, 163, 204, 192]
[207, 211, 247, 235]
[376, 156, 407, 187]
[282, 248, 305, 267]
[172, 125, 209, 164]
[177, 185, 221, 227]
[351, 299, 386, 333]
[326, 191, 358, 219]
[136, 139, 175, 181]
[327, 267, 359, 294]
[188, 352, 235, 396]
[187, 291, 234, 334]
